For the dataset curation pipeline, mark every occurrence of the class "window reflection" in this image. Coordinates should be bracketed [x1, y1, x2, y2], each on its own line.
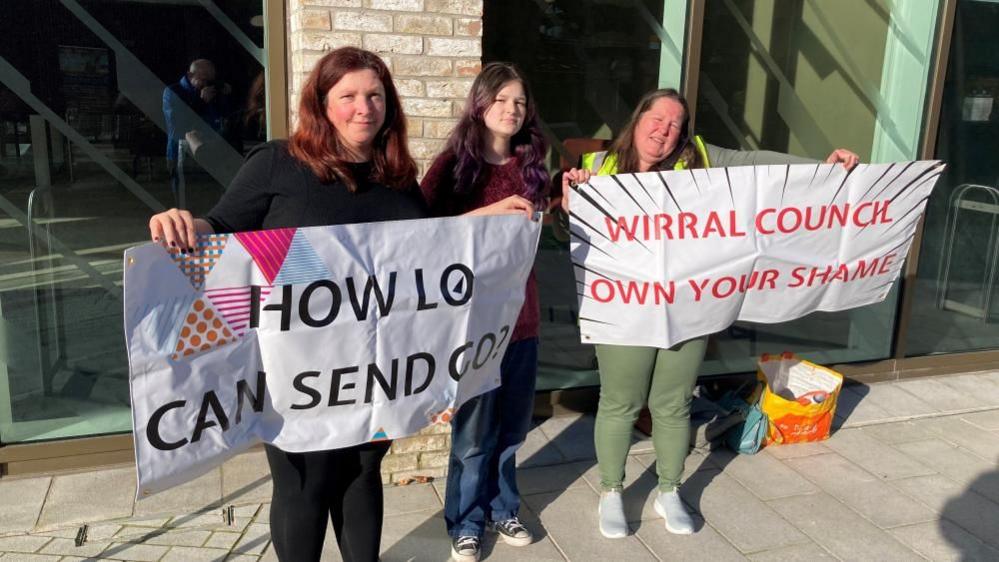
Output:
[0, 0, 267, 443]
[907, 0, 999, 356]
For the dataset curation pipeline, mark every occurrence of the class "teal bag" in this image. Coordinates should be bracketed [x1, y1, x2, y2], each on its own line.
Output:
[718, 387, 769, 455]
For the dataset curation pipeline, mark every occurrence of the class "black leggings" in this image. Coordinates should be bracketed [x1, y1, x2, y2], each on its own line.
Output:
[265, 441, 390, 562]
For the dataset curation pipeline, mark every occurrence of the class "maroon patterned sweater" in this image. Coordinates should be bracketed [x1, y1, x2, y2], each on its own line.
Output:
[419, 150, 539, 342]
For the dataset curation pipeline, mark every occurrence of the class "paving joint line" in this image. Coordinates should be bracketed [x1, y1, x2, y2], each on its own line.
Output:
[838, 404, 999, 429]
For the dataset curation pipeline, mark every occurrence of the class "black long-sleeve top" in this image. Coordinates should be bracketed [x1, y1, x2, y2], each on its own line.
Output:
[205, 140, 428, 232]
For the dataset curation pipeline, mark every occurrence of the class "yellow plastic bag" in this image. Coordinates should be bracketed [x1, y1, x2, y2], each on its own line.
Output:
[757, 352, 843, 445]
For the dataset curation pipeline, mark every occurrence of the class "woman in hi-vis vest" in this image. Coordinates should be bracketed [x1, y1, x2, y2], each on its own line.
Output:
[559, 88, 859, 539]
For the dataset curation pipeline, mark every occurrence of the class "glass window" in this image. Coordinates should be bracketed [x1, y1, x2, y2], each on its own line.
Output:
[688, 0, 938, 375]
[0, 0, 268, 443]
[906, 0, 999, 356]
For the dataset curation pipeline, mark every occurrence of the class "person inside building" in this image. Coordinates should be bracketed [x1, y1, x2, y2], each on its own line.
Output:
[420, 62, 547, 562]
[559, 88, 859, 539]
[162, 58, 231, 197]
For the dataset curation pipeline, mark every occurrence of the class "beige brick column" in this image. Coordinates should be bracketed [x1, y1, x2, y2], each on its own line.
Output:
[288, 0, 483, 176]
[286, 0, 484, 483]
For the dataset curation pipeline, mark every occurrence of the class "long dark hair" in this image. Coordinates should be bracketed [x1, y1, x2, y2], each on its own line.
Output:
[444, 62, 549, 204]
[289, 47, 417, 191]
[609, 88, 702, 173]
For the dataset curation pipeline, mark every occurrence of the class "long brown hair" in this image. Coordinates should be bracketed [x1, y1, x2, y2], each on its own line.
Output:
[445, 62, 548, 203]
[609, 88, 702, 173]
[289, 47, 417, 191]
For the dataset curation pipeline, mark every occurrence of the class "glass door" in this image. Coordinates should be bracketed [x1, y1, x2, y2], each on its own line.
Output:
[905, 0, 999, 356]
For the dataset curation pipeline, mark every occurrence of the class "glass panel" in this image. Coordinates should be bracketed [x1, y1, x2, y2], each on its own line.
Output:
[693, 0, 938, 374]
[906, 0, 999, 356]
[0, 0, 267, 443]
[483, 0, 689, 391]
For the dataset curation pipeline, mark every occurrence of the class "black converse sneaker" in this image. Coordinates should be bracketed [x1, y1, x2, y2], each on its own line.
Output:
[451, 535, 481, 562]
[491, 517, 533, 547]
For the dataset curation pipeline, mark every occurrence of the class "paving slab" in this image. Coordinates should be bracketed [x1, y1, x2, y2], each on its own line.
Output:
[889, 474, 999, 549]
[382, 482, 441, 516]
[0, 554, 62, 561]
[232, 504, 259, 517]
[912, 416, 999, 462]
[255, 503, 270, 524]
[0, 477, 49, 535]
[938, 374, 999, 407]
[767, 491, 921, 561]
[203, 530, 241, 550]
[746, 542, 836, 561]
[36, 467, 135, 530]
[166, 512, 252, 532]
[893, 377, 991, 412]
[635, 514, 746, 561]
[851, 382, 940, 419]
[37, 537, 112, 558]
[0, 536, 49, 554]
[705, 449, 817, 501]
[762, 441, 831, 460]
[536, 415, 597, 462]
[133, 469, 221, 517]
[517, 425, 566, 468]
[861, 420, 937, 444]
[515, 460, 590, 496]
[680, 469, 808, 553]
[890, 520, 999, 561]
[230, 522, 270, 555]
[477, 523, 565, 562]
[823, 428, 935, 480]
[961, 409, 999, 431]
[220, 449, 272, 506]
[522, 489, 656, 560]
[785, 453, 935, 528]
[159, 545, 229, 562]
[113, 527, 210, 547]
[893, 439, 999, 503]
[835, 385, 893, 426]
[378, 510, 449, 562]
[96, 542, 169, 561]
[633, 448, 719, 481]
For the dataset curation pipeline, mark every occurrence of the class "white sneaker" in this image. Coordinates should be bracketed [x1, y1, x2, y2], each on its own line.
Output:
[450, 535, 480, 562]
[491, 517, 533, 547]
[598, 490, 629, 538]
[654, 489, 694, 535]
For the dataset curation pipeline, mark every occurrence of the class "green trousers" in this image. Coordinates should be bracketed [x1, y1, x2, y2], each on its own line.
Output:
[594, 338, 707, 492]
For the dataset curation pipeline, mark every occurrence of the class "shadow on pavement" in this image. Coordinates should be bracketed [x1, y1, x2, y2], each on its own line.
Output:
[940, 466, 999, 559]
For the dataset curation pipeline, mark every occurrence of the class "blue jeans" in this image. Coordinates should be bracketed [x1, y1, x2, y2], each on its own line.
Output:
[444, 337, 538, 538]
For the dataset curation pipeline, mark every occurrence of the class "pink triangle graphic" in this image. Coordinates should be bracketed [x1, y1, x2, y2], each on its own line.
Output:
[234, 228, 296, 285]
[204, 286, 273, 336]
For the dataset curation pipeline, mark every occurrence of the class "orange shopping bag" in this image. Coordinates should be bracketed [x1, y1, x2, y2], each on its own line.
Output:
[757, 352, 843, 445]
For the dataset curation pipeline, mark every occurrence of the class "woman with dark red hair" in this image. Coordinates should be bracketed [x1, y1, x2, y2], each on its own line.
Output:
[148, 46, 475, 562]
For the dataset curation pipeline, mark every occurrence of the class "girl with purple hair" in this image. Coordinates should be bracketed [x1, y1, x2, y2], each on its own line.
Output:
[420, 62, 549, 562]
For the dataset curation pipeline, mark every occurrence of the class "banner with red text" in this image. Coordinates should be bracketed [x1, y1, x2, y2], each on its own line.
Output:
[568, 161, 945, 348]
[124, 215, 540, 497]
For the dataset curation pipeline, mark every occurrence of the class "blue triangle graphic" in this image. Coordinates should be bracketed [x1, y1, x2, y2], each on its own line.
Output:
[273, 231, 333, 286]
[141, 294, 196, 355]
[371, 428, 389, 441]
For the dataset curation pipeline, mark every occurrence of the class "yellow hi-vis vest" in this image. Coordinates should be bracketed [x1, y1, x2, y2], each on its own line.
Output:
[581, 135, 711, 175]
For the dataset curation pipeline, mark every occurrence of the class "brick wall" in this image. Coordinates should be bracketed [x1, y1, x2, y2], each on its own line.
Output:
[288, 0, 483, 177]
[286, 0, 484, 483]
